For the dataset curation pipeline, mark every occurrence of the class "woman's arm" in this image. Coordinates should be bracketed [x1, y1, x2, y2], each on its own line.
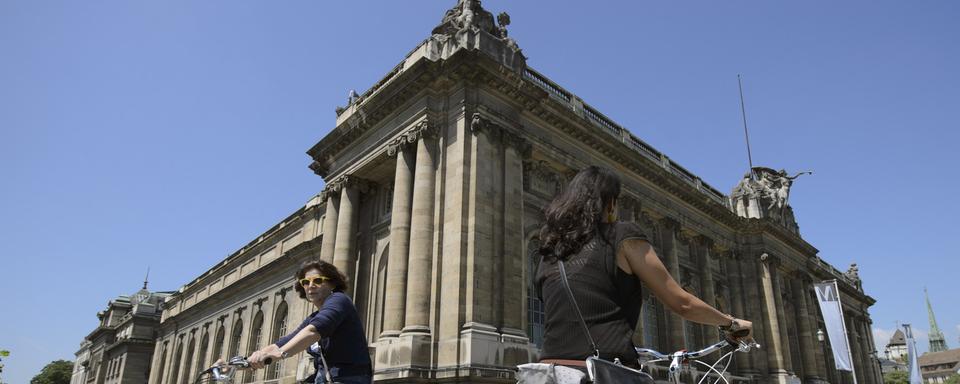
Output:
[618, 238, 752, 337]
[248, 324, 322, 369]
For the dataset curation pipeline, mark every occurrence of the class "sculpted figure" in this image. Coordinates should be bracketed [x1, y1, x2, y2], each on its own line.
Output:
[773, 169, 812, 210]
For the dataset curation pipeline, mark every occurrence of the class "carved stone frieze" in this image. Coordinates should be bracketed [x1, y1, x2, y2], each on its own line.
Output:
[522, 160, 563, 198]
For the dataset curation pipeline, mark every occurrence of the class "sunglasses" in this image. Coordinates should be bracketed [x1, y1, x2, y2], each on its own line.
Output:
[299, 275, 331, 287]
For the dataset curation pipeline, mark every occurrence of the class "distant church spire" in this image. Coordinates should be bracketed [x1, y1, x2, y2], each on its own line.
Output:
[926, 288, 948, 352]
[143, 267, 151, 290]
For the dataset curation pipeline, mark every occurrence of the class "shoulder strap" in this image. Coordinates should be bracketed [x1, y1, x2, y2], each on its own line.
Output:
[557, 260, 600, 357]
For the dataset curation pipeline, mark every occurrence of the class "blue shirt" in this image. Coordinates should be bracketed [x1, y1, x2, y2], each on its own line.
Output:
[275, 292, 371, 376]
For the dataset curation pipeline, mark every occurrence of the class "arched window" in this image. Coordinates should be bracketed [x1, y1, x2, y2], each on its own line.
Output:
[268, 302, 289, 380]
[229, 319, 244, 358]
[244, 311, 264, 383]
[642, 298, 662, 349]
[526, 237, 545, 349]
[170, 337, 184, 384]
[212, 324, 225, 364]
[195, 330, 209, 382]
[181, 334, 195, 384]
[155, 342, 168, 384]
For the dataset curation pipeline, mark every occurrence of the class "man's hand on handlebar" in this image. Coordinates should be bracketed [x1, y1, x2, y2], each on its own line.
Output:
[721, 318, 754, 343]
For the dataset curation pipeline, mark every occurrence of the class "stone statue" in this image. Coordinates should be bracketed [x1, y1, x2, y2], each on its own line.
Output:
[348, 89, 360, 105]
[732, 172, 757, 198]
[845, 263, 860, 281]
[771, 169, 812, 210]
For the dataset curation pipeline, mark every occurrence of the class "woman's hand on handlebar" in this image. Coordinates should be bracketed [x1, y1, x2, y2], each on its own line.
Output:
[248, 345, 282, 369]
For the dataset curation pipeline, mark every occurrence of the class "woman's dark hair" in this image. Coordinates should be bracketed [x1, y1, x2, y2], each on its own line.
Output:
[539, 166, 621, 262]
[294, 260, 348, 298]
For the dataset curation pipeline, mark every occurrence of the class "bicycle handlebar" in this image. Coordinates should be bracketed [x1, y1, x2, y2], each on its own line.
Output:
[635, 339, 760, 382]
[196, 356, 273, 383]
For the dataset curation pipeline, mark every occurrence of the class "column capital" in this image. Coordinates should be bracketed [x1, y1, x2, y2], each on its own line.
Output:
[326, 174, 376, 195]
[387, 119, 438, 157]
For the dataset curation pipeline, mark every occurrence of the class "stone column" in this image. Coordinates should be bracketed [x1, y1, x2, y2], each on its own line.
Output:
[319, 189, 340, 263]
[332, 176, 363, 295]
[403, 123, 437, 332]
[807, 287, 829, 381]
[659, 218, 686, 351]
[759, 253, 789, 382]
[381, 141, 415, 338]
[401, 121, 437, 364]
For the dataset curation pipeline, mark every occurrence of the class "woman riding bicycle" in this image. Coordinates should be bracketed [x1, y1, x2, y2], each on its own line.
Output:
[536, 166, 753, 369]
[240, 260, 372, 384]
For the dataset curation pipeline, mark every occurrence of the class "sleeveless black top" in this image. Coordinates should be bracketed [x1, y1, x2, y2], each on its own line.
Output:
[535, 222, 648, 361]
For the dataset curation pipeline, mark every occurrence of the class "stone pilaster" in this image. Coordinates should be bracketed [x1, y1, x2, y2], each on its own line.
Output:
[847, 315, 865, 384]
[658, 218, 686, 351]
[500, 127, 532, 365]
[772, 269, 795, 375]
[791, 277, 820, 384]
[725, 252, 756, 376]
[382, 141, 415, 338]
[698, 237, 720, 343]
[759, 253, 790, 384]
[458, 113, 501, 368]
[319, 189, 340, 263]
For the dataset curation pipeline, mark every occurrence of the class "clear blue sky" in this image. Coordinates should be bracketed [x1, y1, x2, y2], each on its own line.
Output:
[1, 1, 957, 382]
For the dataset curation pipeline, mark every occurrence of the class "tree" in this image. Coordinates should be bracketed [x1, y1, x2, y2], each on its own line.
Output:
[883, 370, 910, 384]
[943, 374, 960, 384]
[30, 360, 73, 384]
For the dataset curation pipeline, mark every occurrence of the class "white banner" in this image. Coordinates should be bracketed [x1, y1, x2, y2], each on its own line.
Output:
[814, 281, 854, 372]
[904, 324, 923, 384]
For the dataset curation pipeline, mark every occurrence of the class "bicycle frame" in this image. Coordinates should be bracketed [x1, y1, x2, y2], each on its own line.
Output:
[635, 339, 759, 384]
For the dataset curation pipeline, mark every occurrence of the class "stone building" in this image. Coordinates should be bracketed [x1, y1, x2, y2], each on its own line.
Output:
[71, 281, 170, 384]
[148, 2, 879, 384]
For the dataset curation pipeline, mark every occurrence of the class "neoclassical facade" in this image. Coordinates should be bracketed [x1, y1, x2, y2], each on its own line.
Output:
[71, 283, 170, 384]
[148, 2, 879, 384]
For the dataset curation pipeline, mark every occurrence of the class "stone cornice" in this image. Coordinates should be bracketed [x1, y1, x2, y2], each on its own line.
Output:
[307, 57, 440, 178]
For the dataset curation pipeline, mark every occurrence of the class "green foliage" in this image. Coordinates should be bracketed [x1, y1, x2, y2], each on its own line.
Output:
[883, 370, 910, 384]
[943, 374, 960, 384]
[30, 360, 73, 384]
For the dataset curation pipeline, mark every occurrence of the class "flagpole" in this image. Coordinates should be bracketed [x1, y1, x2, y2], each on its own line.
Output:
[737, 74, 756, 180]
[833, 280, 859, 384]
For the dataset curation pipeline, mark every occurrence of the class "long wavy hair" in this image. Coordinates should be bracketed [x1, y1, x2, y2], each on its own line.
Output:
[539, 166, 621, 262]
